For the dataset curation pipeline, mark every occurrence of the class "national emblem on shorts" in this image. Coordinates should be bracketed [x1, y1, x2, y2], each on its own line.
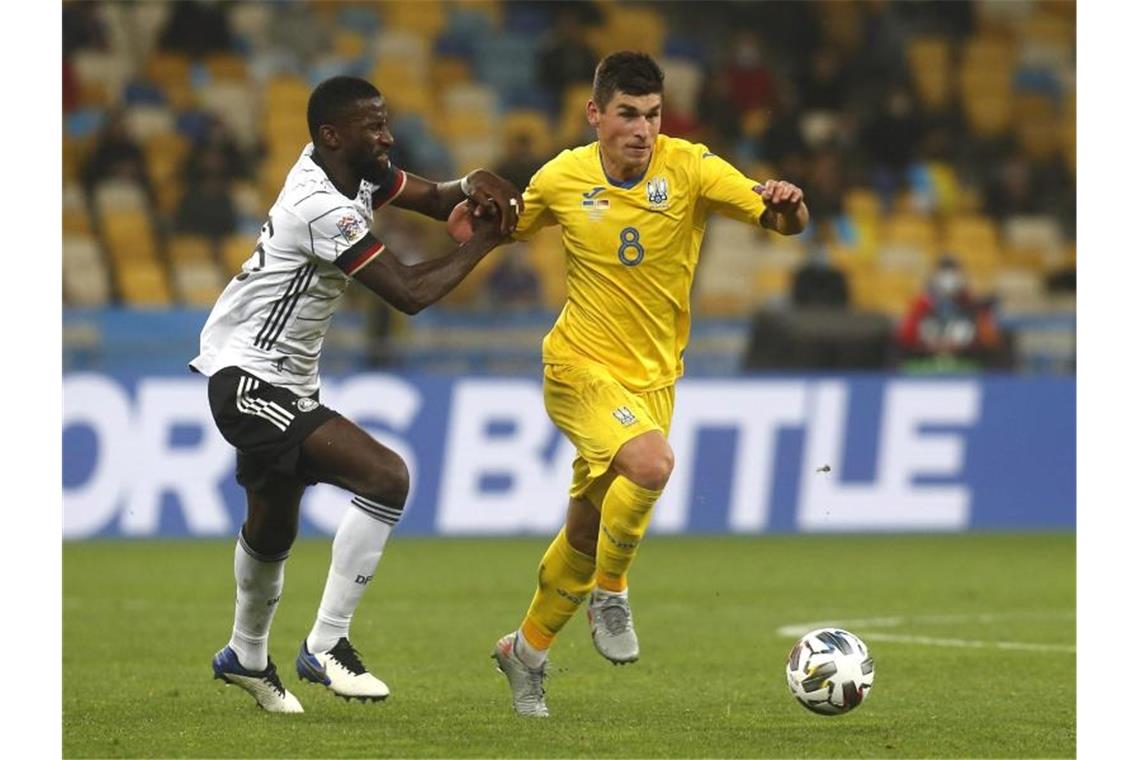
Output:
[612, 406, 637, 426]
[296, 397, 319, 412]
[646, 176, 668, 207]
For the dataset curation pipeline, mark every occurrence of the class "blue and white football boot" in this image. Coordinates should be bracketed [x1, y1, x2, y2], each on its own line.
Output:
[296, 638, 390, 702]
[212, 646, 303, 713]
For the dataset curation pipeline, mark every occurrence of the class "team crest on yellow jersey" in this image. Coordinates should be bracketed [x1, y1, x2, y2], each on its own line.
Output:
[646, 176, 669, 207]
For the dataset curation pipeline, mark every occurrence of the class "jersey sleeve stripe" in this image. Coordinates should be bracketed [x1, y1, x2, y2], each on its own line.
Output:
[372, 169, 407, 209]
[334, 232, 385, 276]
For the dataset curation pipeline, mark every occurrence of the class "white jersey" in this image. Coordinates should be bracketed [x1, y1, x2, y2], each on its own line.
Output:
[190, 144, 406, 395]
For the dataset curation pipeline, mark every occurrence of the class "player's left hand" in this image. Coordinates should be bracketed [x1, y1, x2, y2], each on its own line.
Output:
[755, 180, 804, 214]
[464, 169, 524, 235]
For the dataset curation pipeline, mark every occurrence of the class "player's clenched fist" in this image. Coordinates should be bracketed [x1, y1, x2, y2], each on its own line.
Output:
[754, 180, 804, 213]
[463, 169, 524, 235]
[447, 198, 507, 244]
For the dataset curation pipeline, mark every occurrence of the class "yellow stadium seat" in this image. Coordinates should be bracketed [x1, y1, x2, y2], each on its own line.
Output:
[431, 57, 471, 92]
[145, 52, 191, 90]
[502, 110, 554, 158]
[1004, 216, 1065, 270]
[943, 215, 1000, 284]
[384, 1, 446, 38]
[64, 235, 112, 307]
[222, 234, 257, 275]
[173, 259, 225, 306]
[116, 258, 173, 307]
[907, 37, 952, 109]
[102, 209, 159, 266]
[753, 267, 792, 305]
[265, 75, 311, 112]
[843, 188, 882, 220]
[868, 270, 924, 317]
[882, 214, 937, 260]
[590, 5, 665, 58]
[204, 53, 249, 83]
[169, 235, 215, 264]
[963, 94, 1013, 137]
[333, 31, 366, 60]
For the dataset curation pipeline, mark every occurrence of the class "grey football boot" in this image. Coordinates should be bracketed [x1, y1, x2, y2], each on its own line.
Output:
[491, 633, 549, 717]
[587, 589, 640, 664]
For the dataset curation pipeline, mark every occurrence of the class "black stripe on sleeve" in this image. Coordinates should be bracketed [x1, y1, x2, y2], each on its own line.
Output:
[334, 231, 385, 276]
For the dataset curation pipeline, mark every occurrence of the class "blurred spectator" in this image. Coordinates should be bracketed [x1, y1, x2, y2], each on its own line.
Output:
[63, 58, 80, 113]
[492, 132, 545, 195]
[861, 84, 921, 196]
[535, 7, 598, 99]
[799, 48, 850, 112]
[792, 245, 849, 308]
[158, 0, 234, 57]
[62, 1, 108, 56]
[724, 34, 779, 114]
[264, 2, 333, 73]
[174, 150, 238, 240]
[82, 110, 155, 207]
[695, 75, 742, 156]
[484, 248, 540, 309]
[800, 148, 844, 223]
[895, 256, 1005, 369]
[184, 116, 253, 185]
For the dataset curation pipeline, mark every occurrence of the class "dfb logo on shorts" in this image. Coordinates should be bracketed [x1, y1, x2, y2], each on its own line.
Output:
[612, 406, 637, 426]
[296, 397, 318, 413]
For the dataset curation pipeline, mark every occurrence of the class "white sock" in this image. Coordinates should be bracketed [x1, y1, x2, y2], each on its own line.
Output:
[228, 531, 287, 672]
[306, 499, 398, 654]
[514, 630, 548, 668]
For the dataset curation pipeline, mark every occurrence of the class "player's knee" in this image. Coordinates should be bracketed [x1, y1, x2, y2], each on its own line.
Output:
[628, 449, 673, 491]
[357, 457, 410, 512]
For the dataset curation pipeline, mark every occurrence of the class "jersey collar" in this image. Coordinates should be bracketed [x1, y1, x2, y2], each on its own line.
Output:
[597, 142, 655, 189]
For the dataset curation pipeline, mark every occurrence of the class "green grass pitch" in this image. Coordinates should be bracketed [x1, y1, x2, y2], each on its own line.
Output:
[63, 533, 1074, 758]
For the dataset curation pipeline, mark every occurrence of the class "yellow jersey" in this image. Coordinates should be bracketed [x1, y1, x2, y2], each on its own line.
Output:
[514, 134, 769, 392]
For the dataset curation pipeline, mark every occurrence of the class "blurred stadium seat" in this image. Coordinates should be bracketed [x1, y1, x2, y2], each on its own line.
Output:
[64, 235, 113, 307]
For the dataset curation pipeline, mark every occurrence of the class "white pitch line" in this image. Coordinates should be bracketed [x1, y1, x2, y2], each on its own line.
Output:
[777, 611, 1074, 654]
[857, 631, 1075, 653]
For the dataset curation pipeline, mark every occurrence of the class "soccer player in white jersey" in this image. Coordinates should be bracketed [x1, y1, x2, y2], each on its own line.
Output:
[190, 76, 522, 713]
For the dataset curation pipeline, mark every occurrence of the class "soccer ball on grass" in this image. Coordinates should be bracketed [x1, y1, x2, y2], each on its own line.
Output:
[785, 627, 875, 715]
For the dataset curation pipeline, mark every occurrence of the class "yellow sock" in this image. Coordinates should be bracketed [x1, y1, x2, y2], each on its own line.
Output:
[520, 528, 596, 649]
[595, 476, 662, 592]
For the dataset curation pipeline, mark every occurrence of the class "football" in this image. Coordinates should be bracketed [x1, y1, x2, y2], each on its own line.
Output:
[785, 628, 875, 715]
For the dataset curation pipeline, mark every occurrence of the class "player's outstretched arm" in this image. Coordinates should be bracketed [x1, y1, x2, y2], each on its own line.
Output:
[392, 170, 524, 235]
[757, 180, 810, 235]
[352, 212, 507, 315]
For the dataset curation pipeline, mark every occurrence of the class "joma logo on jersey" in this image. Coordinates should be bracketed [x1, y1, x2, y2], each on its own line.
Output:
[582, 187, 609, 219]
[612, 406, 637, 426]
[646, 176, 669, 206]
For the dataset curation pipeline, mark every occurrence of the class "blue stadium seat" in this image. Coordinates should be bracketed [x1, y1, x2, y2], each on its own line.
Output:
[123, 79, 167, 106]
[66, 108, 106, 139]
[475, 34, 538, 93]
[337, 5, 381, 35]
[446, 7, 495, 39]
[502, 4, 552, 34]
[663, 35, 708, 65]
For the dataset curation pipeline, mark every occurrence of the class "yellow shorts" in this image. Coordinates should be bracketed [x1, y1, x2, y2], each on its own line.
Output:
[543, 362, 675, 502]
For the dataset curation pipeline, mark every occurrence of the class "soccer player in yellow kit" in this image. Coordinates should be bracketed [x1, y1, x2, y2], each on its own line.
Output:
[490, 52, 809, 717]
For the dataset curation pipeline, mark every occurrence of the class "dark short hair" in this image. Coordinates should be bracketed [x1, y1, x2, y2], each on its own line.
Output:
[306, 76, 381, 142]
[592, 51, 665, 110]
